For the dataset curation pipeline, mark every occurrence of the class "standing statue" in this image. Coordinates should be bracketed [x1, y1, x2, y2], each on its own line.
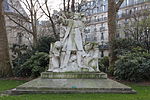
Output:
[60, 13, 86, 69]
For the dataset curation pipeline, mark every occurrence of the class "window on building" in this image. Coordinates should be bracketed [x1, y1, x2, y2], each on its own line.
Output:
[125, 9, 129, 14]
[97, 16, 100, 21]
[100, 23, 105, 31]
[101, 15, 104, 19]
[93, 8, 97, 14]
[101, 33, 104, 40]
[97, 7, 100, 13]
[90, 10, 93, 14]
[102, 5, 105, 12]
[91, 1, 93, 6]
[94, 25, 97, 32]
[88, 29, 90, 33]
[17, 33, 23, 44]
[94, 16, 97, 21]
[101, 23, 104, 27]
[101, 51, 104, 57]
[129, 9, 132, 14]
[87, 2, 90, 8]
[128, 0, 134, 6]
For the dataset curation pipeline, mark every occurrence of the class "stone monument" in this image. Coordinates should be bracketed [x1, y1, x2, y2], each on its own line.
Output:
[5, 12, 136, 95]
[48, 12, 98, 72]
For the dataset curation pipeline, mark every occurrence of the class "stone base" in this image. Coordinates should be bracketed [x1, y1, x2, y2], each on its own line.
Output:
[41, 72, 107, 79]
[5, 78, 136, 95]
[3, 72, 136, 95]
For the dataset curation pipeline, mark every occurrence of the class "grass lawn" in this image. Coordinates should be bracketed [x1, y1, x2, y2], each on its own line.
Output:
[0, 79, 150, 100]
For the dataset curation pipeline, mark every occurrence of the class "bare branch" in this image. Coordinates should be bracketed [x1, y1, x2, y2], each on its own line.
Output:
[7, 2, 31, 23]
[37, 0, 49, 17]
[25, 0, 31, 9]
[20, 0, 30, 11]
[116, 0, 124, 12]
[67, 0, 70, 12]
[45, 0, 51, 17]
[36, 13, 43, 21]
[33, 0, 38, 7]
[37, 0, 58, 39]
[6, 14, 33, 34]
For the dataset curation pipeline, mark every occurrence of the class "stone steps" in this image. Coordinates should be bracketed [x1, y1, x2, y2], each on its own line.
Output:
[3, 78, 136, 95]
[5, 87, 136, 95]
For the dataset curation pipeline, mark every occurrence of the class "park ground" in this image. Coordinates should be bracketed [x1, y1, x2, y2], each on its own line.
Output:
[0, 78, 150, 100]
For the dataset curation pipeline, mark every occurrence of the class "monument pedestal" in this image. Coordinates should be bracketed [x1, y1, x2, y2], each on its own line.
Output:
[5, 72, 136, 95]
[41, 72, 107, 79]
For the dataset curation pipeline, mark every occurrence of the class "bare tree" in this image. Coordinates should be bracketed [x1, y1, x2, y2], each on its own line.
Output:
[6, 0, 43, 47]
[122, 10, 150, 52]
[63, 0, 66, 11]
[0, 0, 13, 77]
[37, 0, 59, 40]
[63, 0, 78, 12]
[108, 0, 124, 68]
[67, 0, 70, 12]
[71, 0, 75, 12]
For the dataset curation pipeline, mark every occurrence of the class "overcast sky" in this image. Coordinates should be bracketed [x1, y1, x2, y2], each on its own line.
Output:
[48, 0, 62, 11]
[21, 0, 82, 20]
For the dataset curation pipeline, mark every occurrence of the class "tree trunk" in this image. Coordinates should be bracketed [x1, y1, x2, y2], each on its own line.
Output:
[31, 0, 38, 47]
[33, 33, 37, 47]
[108, 0, 117, 70]
[108, 0, 124, 71]
[67, 0, 70, 12]
[63, 0, 66, 11]
[0, 0, 13, 77]
[71, 0, 75, 12]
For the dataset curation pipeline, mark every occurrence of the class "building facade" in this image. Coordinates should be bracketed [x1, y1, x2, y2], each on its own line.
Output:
[80, 0, 150, 57]
[4, 0, 31, 47]
[3, 0, 32, 60]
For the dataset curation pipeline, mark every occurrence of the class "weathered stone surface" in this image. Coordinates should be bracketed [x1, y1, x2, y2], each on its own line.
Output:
[6, 78, 136, 95]
[41, 72, 107, 79]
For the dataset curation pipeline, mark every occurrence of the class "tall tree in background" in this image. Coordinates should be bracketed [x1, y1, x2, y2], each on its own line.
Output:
[0, 0, 13, 77]
[71, 0, 75, 12]
[108, 0, 124, 69]
[63, 0, 66, 11]
[37, 0, 59, 40]
[63, 0, 75, 12]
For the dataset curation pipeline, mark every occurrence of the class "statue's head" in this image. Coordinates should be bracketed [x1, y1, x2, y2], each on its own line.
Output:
[54, 41, 62, 49]
[73, 13, 81, 20]
[73, 13, 85, 20]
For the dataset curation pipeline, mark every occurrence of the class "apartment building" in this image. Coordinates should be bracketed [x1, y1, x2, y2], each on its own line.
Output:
[80, 0, 150, 57]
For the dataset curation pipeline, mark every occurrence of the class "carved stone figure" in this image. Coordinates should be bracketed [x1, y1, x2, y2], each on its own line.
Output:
[84, 42, 100, 71]
[48, 41, 61, 71]
[59, 13, 86, 69]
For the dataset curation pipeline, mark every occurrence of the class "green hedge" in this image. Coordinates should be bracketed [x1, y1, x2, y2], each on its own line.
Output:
[114, 48, 150, 82]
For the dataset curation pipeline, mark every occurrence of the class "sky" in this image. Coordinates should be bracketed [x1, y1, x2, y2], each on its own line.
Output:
[47, 0, 62, 11]
[21, 0, 82, 20]
[20, 0, 63, 20]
